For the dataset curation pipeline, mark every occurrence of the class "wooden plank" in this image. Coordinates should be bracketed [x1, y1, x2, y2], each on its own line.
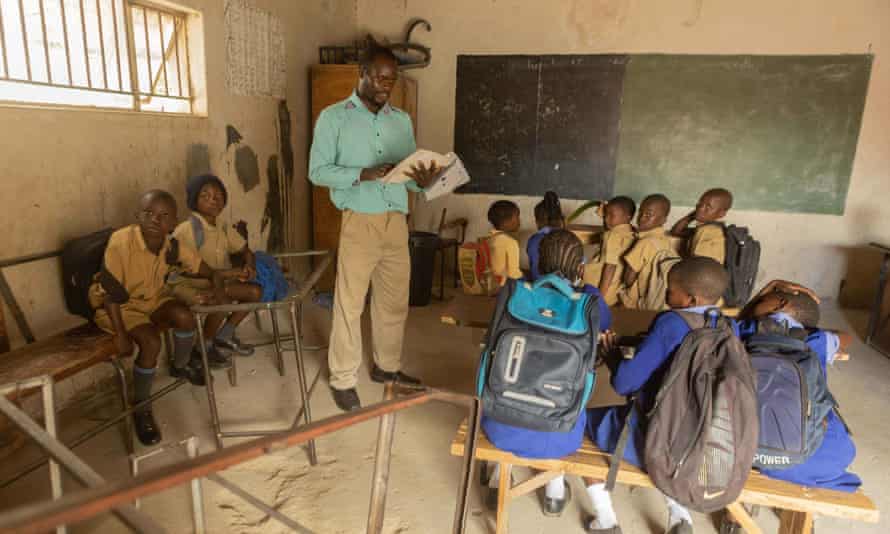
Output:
[509, 470, 561, 499]
[451, 422, 879, 524]
[726, 502, 763, 534]
[778, 510, 813, 534]
[496, 463, 512, 534]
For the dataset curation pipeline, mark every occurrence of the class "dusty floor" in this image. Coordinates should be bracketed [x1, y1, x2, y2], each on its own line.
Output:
[0, 294, 888, 533]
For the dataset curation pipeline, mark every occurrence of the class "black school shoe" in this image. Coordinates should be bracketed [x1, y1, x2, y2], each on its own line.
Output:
[370, 364, 421, 385]
[215, 336, 255, 357]
[170, 356, 207, 386]
[191, 346, 232, 370]
[330, 387, 361, 412]
[539, 479, 572, 517]
[133, 409, 162, 446]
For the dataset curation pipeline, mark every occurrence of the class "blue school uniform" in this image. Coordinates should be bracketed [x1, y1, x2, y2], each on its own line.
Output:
[526, 227, 554, 281]
[739, 313, 862, 492]
[481, 284, 612, 459]
[586, 306, 740, 469]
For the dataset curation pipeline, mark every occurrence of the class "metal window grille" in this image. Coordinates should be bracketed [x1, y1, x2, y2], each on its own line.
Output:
[0, 0, 193, 113]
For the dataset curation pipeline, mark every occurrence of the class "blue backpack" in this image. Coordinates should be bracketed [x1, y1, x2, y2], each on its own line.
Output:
[745, 328, 835, 470]
[476, 274, 600, 432]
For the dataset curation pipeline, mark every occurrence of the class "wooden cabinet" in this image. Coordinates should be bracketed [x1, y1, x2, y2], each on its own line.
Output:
[309, 65, 418, 290]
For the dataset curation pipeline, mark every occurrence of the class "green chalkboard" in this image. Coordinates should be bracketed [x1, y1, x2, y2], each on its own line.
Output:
[614, 55, 872, 214]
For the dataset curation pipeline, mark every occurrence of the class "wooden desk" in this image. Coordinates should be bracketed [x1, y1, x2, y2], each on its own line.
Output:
[866, 242, 890, 357]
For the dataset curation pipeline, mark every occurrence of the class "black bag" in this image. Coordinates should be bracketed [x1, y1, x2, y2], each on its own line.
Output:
[61, 228, 115, 320]
[643, 310, 758, 513]
[746, 328, 835, 470]
[476, 274, 601, 432]
[722, 224, 761, 307]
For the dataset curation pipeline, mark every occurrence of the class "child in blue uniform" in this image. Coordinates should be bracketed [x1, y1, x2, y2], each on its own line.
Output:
[527, 191, 565, 281]
[482, 229, 612, 517]
[583, 257, 734, 534]
[738, 280, 861, 493]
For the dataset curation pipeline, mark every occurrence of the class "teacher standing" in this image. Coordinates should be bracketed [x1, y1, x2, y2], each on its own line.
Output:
[309, 45, 437, 412]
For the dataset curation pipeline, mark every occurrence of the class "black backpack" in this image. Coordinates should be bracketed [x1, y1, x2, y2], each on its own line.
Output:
[643, 311, 759, 513]
[61, 228, 115, 320]
[476, 275, 600, 432]
[721, 224, 760, 307]
[745, 325, 836, 470]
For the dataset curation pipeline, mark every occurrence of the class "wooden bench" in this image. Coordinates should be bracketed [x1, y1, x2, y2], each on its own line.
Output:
[450, 420, 878, 534]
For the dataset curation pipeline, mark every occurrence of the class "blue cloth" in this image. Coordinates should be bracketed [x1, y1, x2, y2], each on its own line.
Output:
[481, 284, 611, 459]
[253, 252, 289, 303]
[526, 227, 554, 281]
[586, 306, 739, 469]
[739, 315, 861, 492]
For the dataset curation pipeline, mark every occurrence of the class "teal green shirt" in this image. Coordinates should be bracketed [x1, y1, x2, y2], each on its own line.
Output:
[309, 91, 420, 214]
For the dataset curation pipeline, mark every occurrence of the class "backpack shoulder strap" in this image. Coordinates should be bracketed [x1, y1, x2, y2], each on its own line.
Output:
[190, 214, 205, 250]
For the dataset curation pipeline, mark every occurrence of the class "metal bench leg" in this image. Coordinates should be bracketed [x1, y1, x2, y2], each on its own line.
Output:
[195, 314, 223, 450]
[108, 358, 134, 455]
[778, 510, 813, 534]
[297, 300, 327, 352]
[495, 462, 512, 534]
[289, 302, 317, 465]
[270, 310, 286, 377]
[227, 352, 238, 388]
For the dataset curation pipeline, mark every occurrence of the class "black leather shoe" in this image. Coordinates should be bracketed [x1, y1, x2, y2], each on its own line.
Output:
[170, 356, 206, 386]
[331, 387, 361, 412]
[133, 409, 162, 446]
[370, 364, 421, 385]
[539, 479, 572, 517]
[193, 346, 232, 370]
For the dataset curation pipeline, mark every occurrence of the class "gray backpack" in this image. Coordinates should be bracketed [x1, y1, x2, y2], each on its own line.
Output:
[643, 311, 758, 513]
[476, 275, 601, 432]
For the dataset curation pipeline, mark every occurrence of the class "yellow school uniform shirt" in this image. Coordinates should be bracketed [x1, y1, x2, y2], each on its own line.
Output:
[586, 223, 635, 305]
[619, 227, 676, 309]
[173, 213, 247, 270]
[689, 223, 726, 265]
[90, 225, 203, 332]
[488, 230, 523, 286]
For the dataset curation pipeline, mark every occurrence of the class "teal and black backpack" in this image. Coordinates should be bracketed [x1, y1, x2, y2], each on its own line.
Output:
[476, 274, 600, 432]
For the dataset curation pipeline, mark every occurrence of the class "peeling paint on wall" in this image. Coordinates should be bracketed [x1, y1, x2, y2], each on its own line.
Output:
[186, 144, 211, 178]
[226, 125, 243, 148]
[234, 145, 260, 192]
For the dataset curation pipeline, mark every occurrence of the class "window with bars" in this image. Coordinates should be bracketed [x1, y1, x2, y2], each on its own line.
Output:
[0, 0, 200, 114]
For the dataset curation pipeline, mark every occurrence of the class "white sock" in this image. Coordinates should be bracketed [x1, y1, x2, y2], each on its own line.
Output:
[488, 463, 500, 489]
[664, 495, 692, 530]
[586, 482, 618, 529]
[545, 475, 566, 500]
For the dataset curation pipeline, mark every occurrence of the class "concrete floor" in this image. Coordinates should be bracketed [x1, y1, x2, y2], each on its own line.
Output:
[0, 295, 888, 533]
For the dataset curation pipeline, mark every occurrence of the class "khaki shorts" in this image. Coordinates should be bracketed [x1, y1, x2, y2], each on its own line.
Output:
[93, 295, 174, 334]
[168, 278, 213, 306]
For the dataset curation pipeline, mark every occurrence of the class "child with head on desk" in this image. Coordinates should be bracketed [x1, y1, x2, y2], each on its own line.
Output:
[584, 196, 636, 306]
[482, 228, 613, 516]
[527, 191, 566, 281]
[583, 256, 734, 534]
[738, 280, 861, 493]
[670, 188, 733, 265]
[89, 190, 232, 445]
[619, 194, 678, 310]
[487, 199, 523, 286]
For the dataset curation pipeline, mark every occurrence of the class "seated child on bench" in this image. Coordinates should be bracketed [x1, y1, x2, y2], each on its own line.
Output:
[584, 257, 735, 534]
[89, 190, 228, 445]
[172, 174, 263, 359]
[482, 229, 612, 517]
[670, 188, 732, 265]
[584, 196, 635, 306]
[619, 194, 676, 310]
[738, 280, 861, 492]
[527, 191, 565, 280]
[487, 200, 523, 285]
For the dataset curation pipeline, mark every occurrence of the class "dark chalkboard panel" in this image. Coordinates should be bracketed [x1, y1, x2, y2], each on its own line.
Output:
[454, 55, 626, 199]
[614, 55, 872, 214]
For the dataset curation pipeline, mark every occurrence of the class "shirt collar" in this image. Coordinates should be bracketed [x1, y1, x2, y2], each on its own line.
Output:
[637, 226, 666, 239]
[768, 312, 804, 330]
[679, 305, 717, 314]
[348, 90, 392, 115]
[132, 224, 168, 256]
[609, 223, 634, 234]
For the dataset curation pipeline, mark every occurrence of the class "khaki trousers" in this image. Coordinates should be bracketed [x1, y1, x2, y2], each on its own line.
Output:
[328, 210, 410, 390]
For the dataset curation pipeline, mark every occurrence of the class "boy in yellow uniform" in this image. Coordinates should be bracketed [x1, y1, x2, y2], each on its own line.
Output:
[172, 175, 262, 359]
[487, 200, 523, 285]
[584, 196, 636, 306]
[619, 194, 678, 310]
[671, 188, 733, 264]
[90, 190, 227, 445]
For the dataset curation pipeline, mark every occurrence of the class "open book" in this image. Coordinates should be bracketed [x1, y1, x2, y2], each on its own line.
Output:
[381, 149, 471, 201]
